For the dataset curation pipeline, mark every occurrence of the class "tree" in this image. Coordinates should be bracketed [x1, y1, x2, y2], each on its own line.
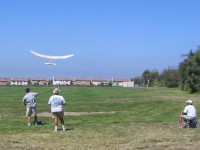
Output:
[131, 76, 144, 87]
[149, 69, 159, 87]
[159, 67, 179, 88]
[179, 48, 200, 93]
[142, 69, 150, 87]
[179, 50, 193, 91]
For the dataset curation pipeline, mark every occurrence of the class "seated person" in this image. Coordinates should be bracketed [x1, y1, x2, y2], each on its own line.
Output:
[179, 100, 198, 128]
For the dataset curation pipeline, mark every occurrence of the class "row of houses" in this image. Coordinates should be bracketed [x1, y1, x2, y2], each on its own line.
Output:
[0, 77, 134, 87]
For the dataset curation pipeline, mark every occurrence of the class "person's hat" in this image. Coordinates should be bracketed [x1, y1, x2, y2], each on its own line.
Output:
[53, 88, 60, 94]
[186, 100, 193, 104]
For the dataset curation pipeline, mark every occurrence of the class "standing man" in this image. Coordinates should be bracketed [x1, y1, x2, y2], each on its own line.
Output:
[179, 100, 198, 128]
[48, 88, 66, 132]
[22, 87, 39, 126]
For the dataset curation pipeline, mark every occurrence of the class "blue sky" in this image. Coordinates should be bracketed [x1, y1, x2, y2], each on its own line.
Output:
[0, 0, 200, 79]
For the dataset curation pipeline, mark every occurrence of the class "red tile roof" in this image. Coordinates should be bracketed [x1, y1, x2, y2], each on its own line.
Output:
[31, 78, 47, 81]
[92, 78, 108, 82]
[113, 78, 129, 82]
[10, 78, 29, 81]
[76, 77, 91, 81]
[54, 78, 73, 81]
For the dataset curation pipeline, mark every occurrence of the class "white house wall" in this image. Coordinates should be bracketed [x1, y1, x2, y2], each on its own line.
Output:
[53, 80, 71, 85]
[10, 81, 28, 86]
[92, 81, 99, 86]
[113, 81, 134, 87]
[127, 81, 134, 87]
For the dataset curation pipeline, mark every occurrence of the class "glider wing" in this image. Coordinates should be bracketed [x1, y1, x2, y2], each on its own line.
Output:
[30, 50, 74, 59]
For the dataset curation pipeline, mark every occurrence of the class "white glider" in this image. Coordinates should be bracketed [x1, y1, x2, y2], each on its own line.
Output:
[30, 50, 74, 65]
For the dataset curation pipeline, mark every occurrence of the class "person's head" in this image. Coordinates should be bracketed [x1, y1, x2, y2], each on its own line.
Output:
[25, 87, 30, 93]
[53, 88, 60, 95]
[186, 99, 193, 105]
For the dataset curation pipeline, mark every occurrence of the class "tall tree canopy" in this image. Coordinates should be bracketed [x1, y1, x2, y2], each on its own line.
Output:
[179, 48, 200, 93]
[142, 69, 150, 87]
[159, 67, 179, 88]
[142, 69, 159, 87]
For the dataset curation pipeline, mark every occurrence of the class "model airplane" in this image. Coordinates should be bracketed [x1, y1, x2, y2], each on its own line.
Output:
[30, 50, 74, 65]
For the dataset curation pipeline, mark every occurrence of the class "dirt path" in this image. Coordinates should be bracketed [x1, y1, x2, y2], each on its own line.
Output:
[37, 111, 116, 117]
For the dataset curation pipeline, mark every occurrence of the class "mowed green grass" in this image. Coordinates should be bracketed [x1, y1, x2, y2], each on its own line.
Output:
[0, 86, 200, 150]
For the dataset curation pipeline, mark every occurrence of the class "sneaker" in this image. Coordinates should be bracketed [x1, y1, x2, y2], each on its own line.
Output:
[62, 125, 66, 131]
[28, 124, 31, 127]
[54, 126, 58, 132]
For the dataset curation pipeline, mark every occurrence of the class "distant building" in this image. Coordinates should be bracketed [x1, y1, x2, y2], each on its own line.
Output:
[112, 78, 134, 87]
[0, 76, 135, 87]
[31, 78, 48, 86]
[73, 77, 91, 86]
[0, 78, 9, 86]
[52, 77, 73, 86]
[92, 78, 109, 86]
[10, 78, 29, 86]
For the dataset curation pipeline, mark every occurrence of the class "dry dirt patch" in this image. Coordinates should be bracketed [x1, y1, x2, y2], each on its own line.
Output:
[38, 111, 116, 117]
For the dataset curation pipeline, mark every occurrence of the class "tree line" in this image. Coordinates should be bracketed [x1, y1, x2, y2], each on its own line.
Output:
[132, 46, 200, 93]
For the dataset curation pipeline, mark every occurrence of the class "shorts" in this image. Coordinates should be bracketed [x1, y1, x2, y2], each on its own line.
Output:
[26, 107, 37, 116]
[52, 112, 64, 118]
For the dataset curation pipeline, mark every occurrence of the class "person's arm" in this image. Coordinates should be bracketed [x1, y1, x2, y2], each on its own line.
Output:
[22, 96, 26, 106]
[62, 96, 66, 105]
[35, 93, 39, 97]
[182, 112, 187, 115]
[23, 99, 27, 106]
[48, 97, 51, 106]
[182, 107, 188, 115]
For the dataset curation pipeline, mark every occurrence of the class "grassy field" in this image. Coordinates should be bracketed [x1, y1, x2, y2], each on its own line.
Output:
[0, 86, 200, 150]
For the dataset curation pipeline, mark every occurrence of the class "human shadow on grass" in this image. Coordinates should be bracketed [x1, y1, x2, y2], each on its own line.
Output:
[57, 128, 72, 132]
[31, 120, 45, 125]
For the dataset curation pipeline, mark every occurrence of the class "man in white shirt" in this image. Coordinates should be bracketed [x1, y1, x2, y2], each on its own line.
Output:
[48, 88, 66, 132]
[179, 100, 197, 128]
[22, 88, 39, 126]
